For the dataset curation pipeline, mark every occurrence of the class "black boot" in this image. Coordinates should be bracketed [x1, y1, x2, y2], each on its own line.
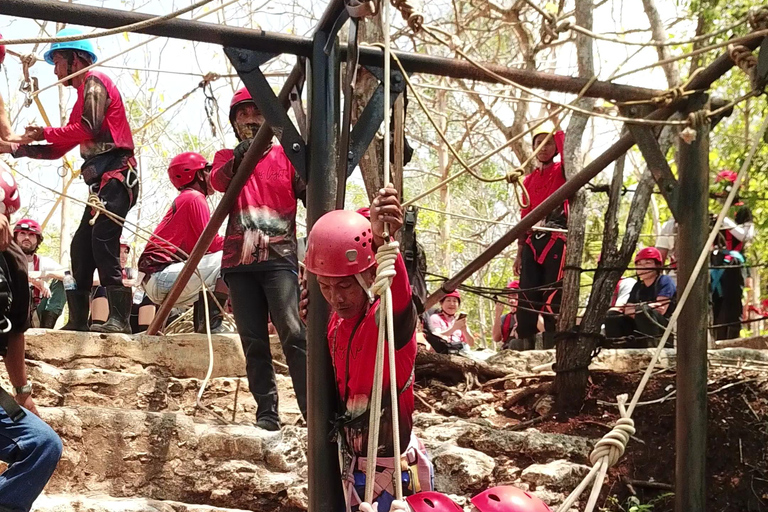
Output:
[39, 310, 59, 329]
[254, 392, 281, 431]
[61, 290, 90, 331]
[90, 286, 132, 334]
[193, 291, 227, 334]
[542, 332, 556, 350]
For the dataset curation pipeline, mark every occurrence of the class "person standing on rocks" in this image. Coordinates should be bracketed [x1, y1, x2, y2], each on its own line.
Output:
[210, 87, 307, 431]
[7, 28, 139, 334]
[304, 186, 433, 512]
[0, 160, 63, 511]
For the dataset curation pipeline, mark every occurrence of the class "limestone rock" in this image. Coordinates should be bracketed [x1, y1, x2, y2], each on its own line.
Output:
[33, 494, 258, 512]
[432, 442, 496, 494]
[521, 460, 591, 490]
[458, 425, 593, 464]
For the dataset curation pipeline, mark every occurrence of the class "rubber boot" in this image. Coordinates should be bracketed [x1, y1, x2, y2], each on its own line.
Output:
[60, 290, 90, 332]
[254, 392, 281, 431]
[193, 291, 227, 334]
[520, 336, 536, 351]
[39, 310, 59, 329]
[542, 332, 556, 350]
[90, 286, 132, 334]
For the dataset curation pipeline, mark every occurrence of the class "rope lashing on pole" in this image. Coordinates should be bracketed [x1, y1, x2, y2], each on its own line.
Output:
[557, 111, 768, 512]
[0, 0, 215, 46]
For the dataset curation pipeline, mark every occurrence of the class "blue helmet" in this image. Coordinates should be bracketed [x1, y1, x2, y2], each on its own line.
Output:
[44, 28, 98, 65]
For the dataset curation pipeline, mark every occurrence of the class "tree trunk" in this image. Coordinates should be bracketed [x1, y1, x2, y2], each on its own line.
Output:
[641, 0, 681, 87]
[436, 90, 451, 272]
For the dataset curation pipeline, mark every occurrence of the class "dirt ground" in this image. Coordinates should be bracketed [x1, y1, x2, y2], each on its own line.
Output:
[416, 367, 768, 511]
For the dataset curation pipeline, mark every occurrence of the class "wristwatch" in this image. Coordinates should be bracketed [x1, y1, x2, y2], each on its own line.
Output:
[14, 384, 32, 396]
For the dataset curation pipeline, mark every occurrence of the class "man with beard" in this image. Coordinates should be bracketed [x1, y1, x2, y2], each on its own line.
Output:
[210, 87, 307, 431]
[14, 219, 66, 329]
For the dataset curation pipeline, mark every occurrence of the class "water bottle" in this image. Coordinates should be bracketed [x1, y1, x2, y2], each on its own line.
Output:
[63, 271, 76, 291]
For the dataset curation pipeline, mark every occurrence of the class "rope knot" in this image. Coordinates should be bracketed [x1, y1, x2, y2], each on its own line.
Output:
[748, 6, 768, 30]
[653, 86, 685, 106]
[87, 192, 105, 226]
[505, 168, 530, 209]
[589, 394, 635, 468]
[391, 0, 424, 32]
[371, 240, 400, 297]
[728, 43, 757, 74]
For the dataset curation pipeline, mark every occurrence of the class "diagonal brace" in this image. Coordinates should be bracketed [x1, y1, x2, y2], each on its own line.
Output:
[225, 47, 307, 182]
[626, 123, 680, 220]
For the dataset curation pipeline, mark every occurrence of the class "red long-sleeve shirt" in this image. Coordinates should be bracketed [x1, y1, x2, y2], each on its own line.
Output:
[14, 70, 135, 183]
[138, 188, 224, 275]
[521, 130, 568, 228]
[327, 253, 417, 457]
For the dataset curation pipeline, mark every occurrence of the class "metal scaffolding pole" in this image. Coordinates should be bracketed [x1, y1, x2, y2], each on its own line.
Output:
[306, 29, 345, 512]
[1, 0, 669, 103]
[675, 94, 710, 512]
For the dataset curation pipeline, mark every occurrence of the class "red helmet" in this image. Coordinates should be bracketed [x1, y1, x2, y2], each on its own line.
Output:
[0, 34, 6, 66]
[0, 161, 20, 216]
[716, 169, 738, 183]
[14, 218, 43, 238]
[168, 152, 208, 190]
[406, 491, 463, 512]
[229, 87, 257, 126]
[441, 290, 461, 303]
[507, 280, 520, 289]
[305, 209, 375, 277]
[471, 486, 552, 512]
[635, 246, 663, 265]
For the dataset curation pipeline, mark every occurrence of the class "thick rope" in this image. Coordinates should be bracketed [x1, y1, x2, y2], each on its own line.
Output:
[0, 0, 215, 46]
[557, 111, 768, 512]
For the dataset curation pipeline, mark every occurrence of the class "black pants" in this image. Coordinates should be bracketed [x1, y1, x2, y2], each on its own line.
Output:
[517, 233, 565, 339]
[712, 265, 744, 341]
[604, 307, 670, 348]
[225, 269, 308, 424]
[71, 179, 135, 289]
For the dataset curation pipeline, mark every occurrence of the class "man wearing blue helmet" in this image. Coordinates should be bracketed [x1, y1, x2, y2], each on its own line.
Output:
[8, 28, 139, 334]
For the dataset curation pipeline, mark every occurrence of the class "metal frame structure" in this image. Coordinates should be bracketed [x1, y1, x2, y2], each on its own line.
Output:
[2, 1, 766, 509]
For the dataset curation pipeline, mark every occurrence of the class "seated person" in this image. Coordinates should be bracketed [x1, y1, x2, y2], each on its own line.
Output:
[612, 275, 637, 308]
[492, 280, 522, 350]
[427, 290, 475, 351]
[13, 219, 66, 328]
[604, 247, 676, 348]
[138, 152, 227, 333]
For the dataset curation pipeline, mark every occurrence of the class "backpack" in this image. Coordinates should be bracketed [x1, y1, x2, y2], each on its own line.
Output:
[401, 206, 427, 314]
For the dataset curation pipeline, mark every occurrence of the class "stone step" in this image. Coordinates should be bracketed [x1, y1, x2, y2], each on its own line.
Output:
[24, 329, 288, 379]
[0, 360, 301, 425]
[38, 406, 308, 511]
[33, 494, 258, 512]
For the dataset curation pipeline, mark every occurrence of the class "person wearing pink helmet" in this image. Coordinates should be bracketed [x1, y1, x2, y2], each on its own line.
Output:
[604, 247, 677, 347]
[139, 152, 227, 333]
[13, 219, 67, 329]
[209, 87, 307, 431]
[427, 290, 475, 352]
[492, 280, 521, 349]
[0, 162, 63, 512]
[304, 186, 433, 511]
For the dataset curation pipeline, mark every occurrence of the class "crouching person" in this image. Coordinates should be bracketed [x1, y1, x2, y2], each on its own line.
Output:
[0, 167, 62, 510]
[304, 186, 433, 512]
[138, 152, 227, 333]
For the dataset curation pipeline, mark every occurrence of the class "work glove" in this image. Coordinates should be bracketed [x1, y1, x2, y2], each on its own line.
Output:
[233, 138, 253, 169]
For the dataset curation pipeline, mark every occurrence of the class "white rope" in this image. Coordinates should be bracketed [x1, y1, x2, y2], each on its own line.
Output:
[558, 111, 768, 512]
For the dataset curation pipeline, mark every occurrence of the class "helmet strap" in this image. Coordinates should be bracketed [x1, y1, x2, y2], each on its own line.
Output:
[354, 273, 374, 304]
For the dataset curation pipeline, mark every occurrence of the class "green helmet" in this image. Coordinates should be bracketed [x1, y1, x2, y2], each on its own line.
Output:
[44, 28, 98, 65]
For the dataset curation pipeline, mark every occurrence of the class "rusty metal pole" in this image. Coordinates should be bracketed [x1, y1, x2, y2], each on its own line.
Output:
[675, 94, 710, 512]
[146, 65, 303, 335]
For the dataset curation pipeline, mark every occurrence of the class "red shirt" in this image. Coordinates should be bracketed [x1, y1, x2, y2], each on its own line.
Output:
[138, 189, 224, 275]
[327, 254, 416, 457]
[520, 130, 567, 227]
[210, 145, 305, 271]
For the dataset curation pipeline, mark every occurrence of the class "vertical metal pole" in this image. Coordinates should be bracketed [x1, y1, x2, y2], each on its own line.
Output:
[675, 94, 709, 512]
[306, 30, 344, 512]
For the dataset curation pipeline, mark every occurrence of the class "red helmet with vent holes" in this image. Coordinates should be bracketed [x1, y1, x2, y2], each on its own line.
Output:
[635, 246, 663, 265]
[229, 87, 257, 125]
[441, 290, 461, 303]
[305, 209, 375, 277]
[406, 491, 463, 512]
[167, 152, 208, 190]
[471, 486, 553, 512]
[14, 218, 42, 237]
[0, 161, 20, 216]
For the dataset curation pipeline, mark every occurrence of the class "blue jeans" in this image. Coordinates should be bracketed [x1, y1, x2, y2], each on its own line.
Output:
[0, 406, 62, 512]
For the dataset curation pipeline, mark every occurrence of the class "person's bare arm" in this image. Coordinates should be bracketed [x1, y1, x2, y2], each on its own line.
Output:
[491, 302, 504, 343]
[0, 94, 13, 141]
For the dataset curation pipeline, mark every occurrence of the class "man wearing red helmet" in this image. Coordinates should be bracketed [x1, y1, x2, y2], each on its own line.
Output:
[13, 219, 67, 329]
[427, 290, 475, 352]
[304, 186, 433, 511]
[210, 87, 307, 430]
[710, 169, 755, 340]
[515, 128, 568, 351]
[139, 152, 226, 333]
[492, 280, 520, 349]
[8, 32, 138, 334]
[604, 247, 677, 347]
[0, 160, 63, 512]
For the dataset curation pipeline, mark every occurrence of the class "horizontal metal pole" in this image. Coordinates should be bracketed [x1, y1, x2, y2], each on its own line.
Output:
[3, 0, 669, 102]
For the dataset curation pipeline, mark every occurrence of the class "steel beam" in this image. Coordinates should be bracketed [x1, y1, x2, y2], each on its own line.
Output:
[3, 0, 671, 102]
[146, 64, 304, 334]
[675, 93, 710, 512]
[225, 47, 307, 181]
[423, 34, 766, 309]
